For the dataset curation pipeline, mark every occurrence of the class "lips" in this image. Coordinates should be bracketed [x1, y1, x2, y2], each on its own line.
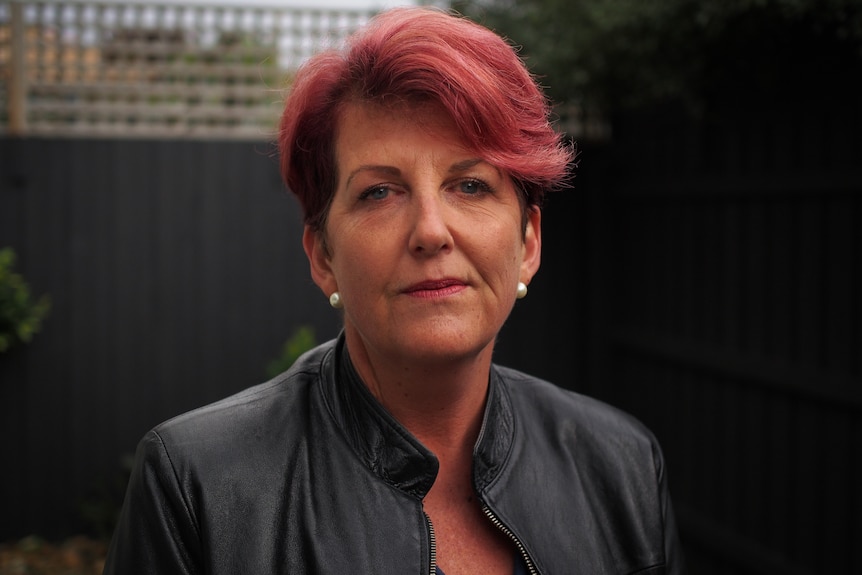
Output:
[403, 278, 466, 296]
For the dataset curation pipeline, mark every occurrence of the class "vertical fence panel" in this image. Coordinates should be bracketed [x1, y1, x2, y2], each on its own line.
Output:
[0, 137, 343, 540]
[602, 100, 862, 574]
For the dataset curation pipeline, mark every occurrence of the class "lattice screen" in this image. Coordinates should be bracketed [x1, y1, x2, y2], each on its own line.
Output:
[0, 1, 375, 139]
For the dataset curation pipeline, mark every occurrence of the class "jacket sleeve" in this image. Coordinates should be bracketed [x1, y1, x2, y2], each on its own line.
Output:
[103, 430, 202, 575]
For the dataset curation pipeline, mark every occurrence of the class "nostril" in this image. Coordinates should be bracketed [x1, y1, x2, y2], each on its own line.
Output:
[410, 231, 451, 256]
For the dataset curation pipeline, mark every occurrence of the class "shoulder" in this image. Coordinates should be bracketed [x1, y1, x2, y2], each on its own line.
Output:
[494, 365, 663, 471]
[496, 365, 652, 434]
[487, 374, 682, 573]
[148, 339, 336, 455]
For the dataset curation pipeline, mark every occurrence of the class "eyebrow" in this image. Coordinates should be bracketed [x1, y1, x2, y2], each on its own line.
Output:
[449, 158, 484, 173]
[450, 158, 503, 179]
[344, 158, 496, 188]
[345, 165, 401, 189]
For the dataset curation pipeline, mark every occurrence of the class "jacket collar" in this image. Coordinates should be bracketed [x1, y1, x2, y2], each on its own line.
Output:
[319, 334, 515, 499]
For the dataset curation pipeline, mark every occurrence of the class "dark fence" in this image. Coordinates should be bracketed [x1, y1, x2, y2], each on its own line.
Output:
[1, 94, 860, 574]
[0, 137, 342, 540]
[594, 100, 862, 575]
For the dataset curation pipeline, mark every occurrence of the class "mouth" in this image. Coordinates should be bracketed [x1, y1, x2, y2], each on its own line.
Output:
[403, 278, 467, 298]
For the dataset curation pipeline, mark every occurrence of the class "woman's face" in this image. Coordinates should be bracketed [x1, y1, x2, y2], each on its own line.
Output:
[304, 102, 541, 366]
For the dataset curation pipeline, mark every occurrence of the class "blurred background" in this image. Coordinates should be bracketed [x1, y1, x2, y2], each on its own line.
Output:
[1, 0, 860, 573]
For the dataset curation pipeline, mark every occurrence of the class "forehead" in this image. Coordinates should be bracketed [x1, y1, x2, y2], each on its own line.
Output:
[334, 100, 465, 153]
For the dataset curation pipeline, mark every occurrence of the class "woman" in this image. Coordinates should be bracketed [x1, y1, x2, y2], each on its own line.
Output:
[104, 7, 685, 575]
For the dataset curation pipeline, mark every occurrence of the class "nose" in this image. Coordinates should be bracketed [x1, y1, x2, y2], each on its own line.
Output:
[408, 194, 453, 256]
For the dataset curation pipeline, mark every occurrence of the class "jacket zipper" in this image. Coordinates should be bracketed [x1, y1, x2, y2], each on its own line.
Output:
[425, 512, 437, 575]
[481, 504, 539, 575]
[426, 506, 538, 575]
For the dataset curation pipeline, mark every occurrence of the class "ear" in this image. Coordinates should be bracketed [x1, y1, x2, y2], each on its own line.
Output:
[302, 225, 338, 298]
[520, 207, 542, 284]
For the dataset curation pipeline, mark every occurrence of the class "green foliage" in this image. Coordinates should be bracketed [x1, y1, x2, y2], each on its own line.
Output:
[454, 0, 862, 114]
[266, 325, 318, 378]
[0, 247, 51, 354]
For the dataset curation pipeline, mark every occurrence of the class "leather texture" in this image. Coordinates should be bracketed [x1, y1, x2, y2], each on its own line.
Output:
[104, 335, 686, 574]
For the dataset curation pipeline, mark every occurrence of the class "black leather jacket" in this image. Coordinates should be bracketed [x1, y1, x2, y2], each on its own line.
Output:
[104, 336, 685, 574]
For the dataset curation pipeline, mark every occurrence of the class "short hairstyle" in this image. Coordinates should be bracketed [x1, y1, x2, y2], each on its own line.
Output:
[278, 6, 574, 232]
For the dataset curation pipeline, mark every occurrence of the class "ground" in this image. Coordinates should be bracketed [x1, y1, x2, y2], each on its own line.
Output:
[0, 536, 106, 575]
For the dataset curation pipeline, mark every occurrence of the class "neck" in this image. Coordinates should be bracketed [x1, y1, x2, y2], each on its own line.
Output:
[343, 328, 493, 450]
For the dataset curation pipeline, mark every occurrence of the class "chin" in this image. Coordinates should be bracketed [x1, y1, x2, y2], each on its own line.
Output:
[392, 327, 494, 363]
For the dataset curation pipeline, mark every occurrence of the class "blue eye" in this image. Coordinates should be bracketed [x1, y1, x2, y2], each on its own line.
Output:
[458, 179, 489, 195]
[360, 186, 390, 201]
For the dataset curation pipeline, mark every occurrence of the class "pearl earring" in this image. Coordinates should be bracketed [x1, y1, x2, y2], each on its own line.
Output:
[329, 291, 343, 309]
[516, 281, 528, 299]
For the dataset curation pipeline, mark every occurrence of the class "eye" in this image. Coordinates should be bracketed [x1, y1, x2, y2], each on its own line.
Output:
[359, 185, 390, 201]
[457, 178, 492, 196]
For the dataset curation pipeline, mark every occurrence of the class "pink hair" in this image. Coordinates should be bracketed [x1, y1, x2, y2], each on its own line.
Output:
[278, 6, 574, 231]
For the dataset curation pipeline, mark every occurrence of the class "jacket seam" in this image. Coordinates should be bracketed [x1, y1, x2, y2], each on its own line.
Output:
[151, 429, 201, 543]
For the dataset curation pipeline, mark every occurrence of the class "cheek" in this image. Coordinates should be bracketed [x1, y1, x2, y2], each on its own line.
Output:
[327, 221, 394, 285]
[472, 227, 524, 282]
